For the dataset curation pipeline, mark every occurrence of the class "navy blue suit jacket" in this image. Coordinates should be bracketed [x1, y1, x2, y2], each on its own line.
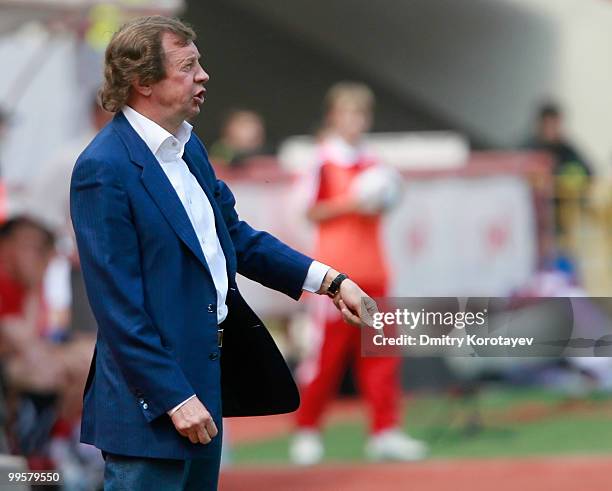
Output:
[70, 112, 312, 459]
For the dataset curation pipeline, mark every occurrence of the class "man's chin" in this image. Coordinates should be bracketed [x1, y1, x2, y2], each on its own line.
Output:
[185, 106, 201, 121]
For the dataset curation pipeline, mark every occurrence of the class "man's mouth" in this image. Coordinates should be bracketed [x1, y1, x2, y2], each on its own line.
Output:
[193, 88, 206, 104]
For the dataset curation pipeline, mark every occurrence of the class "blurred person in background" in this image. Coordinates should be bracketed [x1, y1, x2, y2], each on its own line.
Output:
[0, 217, 58, 390]
[526, 102, 592, 268]
[526, 102, 592, 180]
[0, 216, 100, 488]
[290, 82, 426, 465]
[26, 94, 112, 342]
[208, 109, 269, 168]
[0, 216, 53, 457]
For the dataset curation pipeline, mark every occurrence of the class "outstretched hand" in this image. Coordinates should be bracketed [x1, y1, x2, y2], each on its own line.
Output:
[332, 278, 378, 327]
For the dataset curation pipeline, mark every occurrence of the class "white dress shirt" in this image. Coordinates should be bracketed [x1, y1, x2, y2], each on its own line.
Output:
[122, 106, 330, 414]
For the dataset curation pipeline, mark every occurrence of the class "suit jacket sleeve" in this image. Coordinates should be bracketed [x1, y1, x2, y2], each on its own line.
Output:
[70, 157, 195, 422]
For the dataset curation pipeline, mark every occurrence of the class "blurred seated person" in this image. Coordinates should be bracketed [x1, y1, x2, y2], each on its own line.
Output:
[209, 109, 270, 168]
[526, 102, 592, 181]
[0, 217, 93, 426]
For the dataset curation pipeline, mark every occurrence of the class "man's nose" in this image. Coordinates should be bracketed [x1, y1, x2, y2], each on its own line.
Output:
[195, 65, 209, 84]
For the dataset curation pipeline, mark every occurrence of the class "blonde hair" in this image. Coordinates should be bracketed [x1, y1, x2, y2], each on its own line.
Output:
[100, 16, 196, 112]
[323, 81, 375, 114]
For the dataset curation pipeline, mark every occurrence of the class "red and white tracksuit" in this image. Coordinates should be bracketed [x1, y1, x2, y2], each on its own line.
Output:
[295, 136, 401, 434]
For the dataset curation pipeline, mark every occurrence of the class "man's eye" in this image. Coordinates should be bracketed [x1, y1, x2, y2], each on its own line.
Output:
[183, 63, 193, 71]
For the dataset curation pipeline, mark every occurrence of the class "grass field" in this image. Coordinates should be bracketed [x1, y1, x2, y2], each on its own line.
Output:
[229, 387, 612, 464]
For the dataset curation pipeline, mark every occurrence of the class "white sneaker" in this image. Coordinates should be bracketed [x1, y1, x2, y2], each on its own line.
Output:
[289, 430, 324, 466]
[365, 429, 428, 461]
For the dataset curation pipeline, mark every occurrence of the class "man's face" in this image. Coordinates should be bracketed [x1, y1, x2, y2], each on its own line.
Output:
[3, 225, 53, 288]
[327, 101, 372, 143]
[225, 113, 265, 151]
[539, 115, 562, 143]
[149, 32, 209, 124]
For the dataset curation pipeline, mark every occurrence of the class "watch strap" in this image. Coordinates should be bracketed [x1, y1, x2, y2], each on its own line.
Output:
[326, 273, 348, 298]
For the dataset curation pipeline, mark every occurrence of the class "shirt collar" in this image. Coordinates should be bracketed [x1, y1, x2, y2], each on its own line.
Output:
[122, 105, 193, 161]
[319, 134, 371, 167]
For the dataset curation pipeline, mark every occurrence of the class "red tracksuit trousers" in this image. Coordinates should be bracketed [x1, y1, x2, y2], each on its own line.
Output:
[296, 288, 401, 434]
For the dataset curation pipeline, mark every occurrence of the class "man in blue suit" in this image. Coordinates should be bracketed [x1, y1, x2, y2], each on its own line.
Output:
[70, 16, 374, 490]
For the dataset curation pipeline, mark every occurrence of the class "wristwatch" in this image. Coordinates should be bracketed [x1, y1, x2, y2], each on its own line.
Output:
[326, 273, 349, 298]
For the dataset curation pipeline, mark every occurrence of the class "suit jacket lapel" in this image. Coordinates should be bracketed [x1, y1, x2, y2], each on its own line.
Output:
[111, 112, 213, 278]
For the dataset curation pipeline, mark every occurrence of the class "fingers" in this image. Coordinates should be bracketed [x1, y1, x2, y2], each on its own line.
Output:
[333, 294, 342, 309]
[188, 430, 201, 444]
[339, 299, 362, 326]
[333, 294, 370, 327]
[182, 415, 212, 445]
[171, 399, 218, 445]
[195, 424, 211, 445]
[194, 414, 217, 444]
[205, 416, 219, 439]
[199, 413, 216, 438]
[183, 419, 214, 445]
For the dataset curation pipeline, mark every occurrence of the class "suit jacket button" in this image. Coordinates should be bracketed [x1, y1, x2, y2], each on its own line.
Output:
[138, 398, 144, 404]
[207, 304, 215, 313]
[209, 352, 219, 361]
[142, 403, 148, 410]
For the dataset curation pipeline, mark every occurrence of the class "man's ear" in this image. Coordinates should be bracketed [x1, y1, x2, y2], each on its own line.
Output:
[132, 79, 153, 97]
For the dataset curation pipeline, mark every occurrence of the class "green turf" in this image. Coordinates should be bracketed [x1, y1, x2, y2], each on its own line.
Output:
[230, 388, 612, 464]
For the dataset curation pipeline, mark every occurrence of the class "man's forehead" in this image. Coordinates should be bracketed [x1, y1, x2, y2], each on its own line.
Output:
[161, 32, 200, 59]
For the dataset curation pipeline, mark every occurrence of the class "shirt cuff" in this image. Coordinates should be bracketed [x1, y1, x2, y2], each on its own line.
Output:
[167, 394, 196, 416]
[302, 261, 331, 293]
